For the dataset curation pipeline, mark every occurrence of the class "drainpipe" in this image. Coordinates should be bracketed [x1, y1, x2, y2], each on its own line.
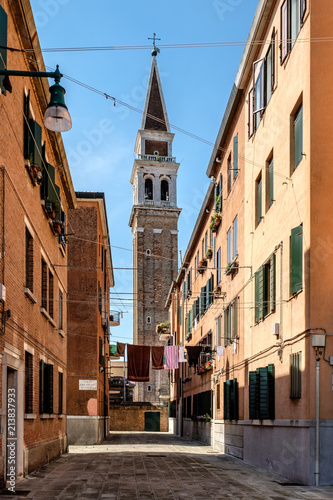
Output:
[315, 357, 320, 487]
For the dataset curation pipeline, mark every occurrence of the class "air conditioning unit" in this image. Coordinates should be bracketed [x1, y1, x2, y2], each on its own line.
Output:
[272, 323, 280, 337]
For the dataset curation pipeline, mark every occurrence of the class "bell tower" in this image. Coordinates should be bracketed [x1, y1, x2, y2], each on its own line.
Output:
[129, 46, 181, 403]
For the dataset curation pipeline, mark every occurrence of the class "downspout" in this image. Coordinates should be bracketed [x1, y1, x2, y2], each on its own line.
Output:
[315, 356, 320, 487]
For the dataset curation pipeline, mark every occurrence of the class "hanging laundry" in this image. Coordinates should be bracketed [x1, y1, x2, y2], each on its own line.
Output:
[127, 344, 150, 382]
[164, 345, 179, 370]
[216, 345, 224, 361]
[116, 342, 126, 357]
[178, 346, 186, 363]
[152, 346, 164, 370]
[186, 346, 202, 369]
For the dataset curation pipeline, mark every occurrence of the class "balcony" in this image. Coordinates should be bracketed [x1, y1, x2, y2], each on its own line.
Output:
[109, 311, 121, 326]
[137, 154, 176, 163]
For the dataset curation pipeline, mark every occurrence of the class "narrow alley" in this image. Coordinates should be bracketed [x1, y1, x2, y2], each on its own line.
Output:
[6, 433, 333, 500]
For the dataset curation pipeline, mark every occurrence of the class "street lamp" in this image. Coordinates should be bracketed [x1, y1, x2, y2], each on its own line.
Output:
[0, 65, 71, 132]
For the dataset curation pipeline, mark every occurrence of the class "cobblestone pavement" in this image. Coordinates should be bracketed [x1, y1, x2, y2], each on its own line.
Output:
[5, 432, 333, 500]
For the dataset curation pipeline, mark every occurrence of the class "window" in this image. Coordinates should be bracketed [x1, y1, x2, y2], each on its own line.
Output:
[41, 259, 48, 310]
[0, 6, 8, 95]
[205, 231, 208, 255]
[186, 269, 192, 296]
[146, 316, 151, 324]
[144, 178, 153, 200]
[223, 305, 230, 347]
[202, 239, 204, 259]
[146, 249, 151, 256]
[266, 156, 274, 210]
[224, 298, 238, 346]
[227, 155, 232, 194]
[59, 290, 63, 330]
[200, 285, 206, 317]
[193, 390, 212, 418]
[250, 31, 276, 133]
[227, 229, 231, 264]
[254, 253, 276, 323]
[192, 298, 200, 328]
[216, 247, 221, 284]
[293, 104, 303, 170]
[24, 91, 43, 171]
[25, 351, 33, 414]
[186, 395, 192, 418]
[98, 282, 102, 314]
[25, 228, 34, 292]
[224, 379, 238, 420]
[281, 0, 306, 63]
[48, 271, 54, 318]
[290, 352, 301, 398]
[182, 282, 186, 302]
[232, 216, 238, 260]
[216, 315, 222, 346]
[58, 372, 63, 414]
[161, 180, 169, 201]
[290, 224, 303, 294]
[233, 135, 238, 180]
[39, 360, 53, 414]
[147, 385, 152, 393]
[249, 364, 275, 420]
[256, 174, 262, 227]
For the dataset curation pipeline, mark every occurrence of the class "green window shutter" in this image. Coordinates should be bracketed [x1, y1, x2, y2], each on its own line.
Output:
[24, 91, 31, 159]
[257, 177, 262, 225]
[269, 158, 274, 207]
[232, 299, 238, 339]
[227, 306, 231, 343]
[259, 367, 268, 419]
[224, 380, 231, 420]
[290, 225, 303, 294]
[249, 371, 257, 419]
[30, 121, 43, 169]
[179, 305, 182, 326]
[290, 353, 301, 399]
[231, 379, 238, 420]
[223, 309, 228, 347]
[182, 282, 186, 302]
[189, 310, 192, 331]
[258, 266, 264, 320]
[58, 372, 63, 415]
[0, 6, 8, 95]
[255, 271, 260, 323]
[48, 364, 53, 414]
[270, 253, 276, 312]
[192, 303, 196, 327]
[233, 135, 238, 179]
[294, 105, 303, 169]
[267, 364, 275, 419]
[39, 360, 45, 414]
[196, 298, 200, 320]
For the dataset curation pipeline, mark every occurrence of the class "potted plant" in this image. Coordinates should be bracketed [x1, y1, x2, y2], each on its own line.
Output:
[225, 259, 239, 276]
[197, 257, 207, 274]
[210, 213, 222, 232]
[156, 322, 170, 335]
[185, 332, 192, 341]
[52, 219, 64, 235]
[205, 248, 212, 259]
[215, 195, 221, 212]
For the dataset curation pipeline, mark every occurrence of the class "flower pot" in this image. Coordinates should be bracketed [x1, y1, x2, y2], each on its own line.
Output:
[53, 222, 62, 234]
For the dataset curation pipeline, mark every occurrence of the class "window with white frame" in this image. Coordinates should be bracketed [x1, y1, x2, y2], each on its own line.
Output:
[281, 0, 307, 64]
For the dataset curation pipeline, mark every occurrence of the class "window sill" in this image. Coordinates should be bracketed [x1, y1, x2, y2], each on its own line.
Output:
[40, 413, 56, 419]
[40, 308, 57, 328]
[24, 287, 37, 304]
[58, 329, 66, 338]
[289, 289, 303, 301]
[24, 413, 37, 420]
[58, 414, 65, 419]
[59, 243, 66, 258]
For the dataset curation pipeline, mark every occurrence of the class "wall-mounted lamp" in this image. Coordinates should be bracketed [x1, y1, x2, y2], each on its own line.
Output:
[0, 65, 71, 132]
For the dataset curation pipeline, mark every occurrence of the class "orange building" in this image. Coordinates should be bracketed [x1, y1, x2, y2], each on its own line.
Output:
[169, 0, 333, 486]
[0, 0, 76, 485]
[67, 192, 114, 444]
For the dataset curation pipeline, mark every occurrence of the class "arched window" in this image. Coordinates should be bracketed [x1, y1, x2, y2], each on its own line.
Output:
[146, 316, 151, 324]
[144, 178, 153, 200]
[146, 249, 151, 257]
[161, 180, 169, 201]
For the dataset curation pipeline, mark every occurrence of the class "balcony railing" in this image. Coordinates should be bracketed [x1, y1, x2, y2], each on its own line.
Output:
[137, 154, 176, 163]
[109, 311, 121, 326]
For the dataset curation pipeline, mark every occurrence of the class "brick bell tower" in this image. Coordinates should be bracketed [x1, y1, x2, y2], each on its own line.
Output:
[129, 45, 181, 403]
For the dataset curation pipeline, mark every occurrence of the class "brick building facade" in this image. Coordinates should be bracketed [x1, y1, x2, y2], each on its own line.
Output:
[0, 0, 76, 485]
[67, 192, 114, 444]
[129, 51, 181, 402]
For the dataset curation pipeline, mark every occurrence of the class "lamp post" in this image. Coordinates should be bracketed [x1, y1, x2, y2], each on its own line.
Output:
[0, 65, 71, 132]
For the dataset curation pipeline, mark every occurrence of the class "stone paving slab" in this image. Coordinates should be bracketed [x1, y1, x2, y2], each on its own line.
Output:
[2, 432, 333, 499]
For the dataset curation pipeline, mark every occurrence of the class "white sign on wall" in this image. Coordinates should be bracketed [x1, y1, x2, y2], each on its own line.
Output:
[79, 379, 97, 391]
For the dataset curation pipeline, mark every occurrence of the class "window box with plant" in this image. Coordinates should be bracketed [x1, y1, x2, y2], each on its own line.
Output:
[25, 155, 44, 186]
[191, 413, 211, 422]
[51, 219, 64, 235]
[156, 322, 171, 340]
[197, 257, 207, 274]
[197, 361, 213, 375]
[225, 257, 239, 276]
[185, 332, 192, 341]
[205, 248, 213, 259]
[210, 213, 222, 233]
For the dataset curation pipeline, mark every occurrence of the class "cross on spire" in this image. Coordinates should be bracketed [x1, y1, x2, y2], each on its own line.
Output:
[148, 33, 161, 51]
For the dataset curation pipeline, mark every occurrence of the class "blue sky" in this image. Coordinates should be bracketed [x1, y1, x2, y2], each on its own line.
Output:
[30, 0, 259, 343]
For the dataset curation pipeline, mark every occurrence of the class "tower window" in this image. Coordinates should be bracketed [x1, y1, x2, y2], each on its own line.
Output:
[146, 249, 151, 256]
[154, 151, 159, 156]
[147, 385, 152, 392]
[161, 180, 169, 201]
[146, 316, 151, 324]
[145, 178, 153, 200]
